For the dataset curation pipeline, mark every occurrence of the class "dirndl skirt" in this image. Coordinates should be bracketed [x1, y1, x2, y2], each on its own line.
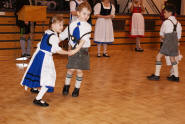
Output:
[21, 50, 45, 88]
[67, 48, 90, 70]
[160, 32, 178, 56]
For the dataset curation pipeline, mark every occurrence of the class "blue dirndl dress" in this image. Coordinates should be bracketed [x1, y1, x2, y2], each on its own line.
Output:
[21, 32, 56, 92]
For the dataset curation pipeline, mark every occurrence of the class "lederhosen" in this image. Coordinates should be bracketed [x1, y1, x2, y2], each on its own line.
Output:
[160, 19, 179, 56]
[100, 2, 112, 16]
[67, 24, 91, 70]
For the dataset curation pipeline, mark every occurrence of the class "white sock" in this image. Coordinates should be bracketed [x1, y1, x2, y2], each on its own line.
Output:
[75, 76, 83, 88]
[172, 62, 179, 77]
[103, 44, 108, 54]
[170, 67, 174, 76]
[65, 73, 73, 85]
[36, 86, 48, 100]
[155, 61, 162, 76]
[97, 44, 101, 54]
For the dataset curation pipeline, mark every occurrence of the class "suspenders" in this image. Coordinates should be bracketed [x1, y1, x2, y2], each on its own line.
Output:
[67, 25, 91, 49]
[168, 19, 178, 32]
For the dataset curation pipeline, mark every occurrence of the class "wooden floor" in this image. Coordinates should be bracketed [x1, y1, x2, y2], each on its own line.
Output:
[1, 43, 185, 124]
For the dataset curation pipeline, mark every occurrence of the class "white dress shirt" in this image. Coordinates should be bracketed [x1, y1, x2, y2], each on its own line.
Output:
[160, 16, 182, 40]
[60, 20, 92, 48]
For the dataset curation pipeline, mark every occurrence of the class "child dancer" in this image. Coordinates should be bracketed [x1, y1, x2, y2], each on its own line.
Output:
[93, 0, 115, 57]
[60, 2, 92, 97]
[70, 0, 84, 22]
[21, 15, 76, 107]
[130, 0, 144, 52]
[147, 5, 182, 82]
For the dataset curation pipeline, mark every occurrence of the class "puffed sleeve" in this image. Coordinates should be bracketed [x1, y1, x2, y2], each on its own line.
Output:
[49, 35, 62, 53]
[94, 3, 101, 15]
[70, 1, 76, 12]
[111, 4, 115, 16]
[177, 22, 182, 40]
[59, 26, 68, 41]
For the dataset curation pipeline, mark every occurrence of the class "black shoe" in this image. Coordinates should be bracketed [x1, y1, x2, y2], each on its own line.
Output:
[30, 88, 39, 94]
[167, 75, 180, 82]
[147, 74, 160, 81]
[33, 99, 49, 107]
[103, 53, 110, 57]
[16, 54, 28, 61]
[62, 85, 70, 96]
[135, 48, 144, 52]
[72, 88, 80, 97]
[26, 54, 31, 59]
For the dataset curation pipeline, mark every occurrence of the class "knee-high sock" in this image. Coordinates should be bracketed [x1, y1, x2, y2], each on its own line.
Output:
[155, 61, 162, 76]
[20, 37, 26, 55]
[170, 67, 174, 76]
[97, 44, 101, 54]
[65, 73, 73, 85]
[36, 86, 48, 100]
[172, 62, 179, 77]
[75, 76, 83, 88]
[26, 37, 32, 55]
[103, 44, 108, 54]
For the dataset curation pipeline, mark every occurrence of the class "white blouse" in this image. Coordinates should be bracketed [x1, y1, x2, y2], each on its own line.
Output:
[59, 20, 92, 48]
[160, 16, 182, 40]
[38, 30, 62, 54]
[94, 2, 115, 17]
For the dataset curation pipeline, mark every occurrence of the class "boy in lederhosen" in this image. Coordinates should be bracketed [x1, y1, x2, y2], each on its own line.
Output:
[60, 2, 92, 97]
[147, 5, 182, 82]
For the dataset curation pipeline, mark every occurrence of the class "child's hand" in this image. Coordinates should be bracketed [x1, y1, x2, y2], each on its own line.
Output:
[68, 50, 76, 56]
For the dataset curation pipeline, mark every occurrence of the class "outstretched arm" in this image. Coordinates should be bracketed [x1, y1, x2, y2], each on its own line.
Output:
[59, 26, 68, 41]
[56, 49, 69, 55]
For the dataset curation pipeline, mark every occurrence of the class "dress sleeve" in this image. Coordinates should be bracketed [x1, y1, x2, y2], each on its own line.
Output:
[49, 35, 62, 53]
[70, 1, 76, 12]
[160, 21, 166, 37]
[94, 3, 101, 15]
[111, 4, 115, 16]
[59, 26, 68, 41]
[177, 22, 182, 40]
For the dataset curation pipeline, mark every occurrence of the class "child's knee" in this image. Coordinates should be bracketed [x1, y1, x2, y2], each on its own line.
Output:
[170, 57, 176, 63]
[67, 69, 75, 74]
[76, 70, 83, 77]
[156, 54, 162, 61]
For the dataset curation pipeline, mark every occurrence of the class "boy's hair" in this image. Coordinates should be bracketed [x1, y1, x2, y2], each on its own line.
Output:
[76, 2, 92, 13]
[165, 5, 176, 16]
[49, 15, 64, 27]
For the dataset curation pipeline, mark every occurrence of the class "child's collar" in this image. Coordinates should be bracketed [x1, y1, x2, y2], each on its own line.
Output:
[168, 16, 175, 20]
[76, 18, 86, 22]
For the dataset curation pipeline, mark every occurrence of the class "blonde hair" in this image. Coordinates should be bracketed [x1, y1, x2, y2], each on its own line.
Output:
[49, 15, 64, 27]
[76, 2, 92, 13]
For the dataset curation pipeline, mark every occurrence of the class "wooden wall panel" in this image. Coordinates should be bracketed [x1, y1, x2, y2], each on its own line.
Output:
[0, 12, 185, 50]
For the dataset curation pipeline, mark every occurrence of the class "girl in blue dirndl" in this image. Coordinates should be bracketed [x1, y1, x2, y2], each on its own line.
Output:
[20, 15, 76, 107]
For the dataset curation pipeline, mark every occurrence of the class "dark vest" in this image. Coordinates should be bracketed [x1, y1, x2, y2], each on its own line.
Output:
[40, 33, 54, 52]
[100, 2, 112, 15]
